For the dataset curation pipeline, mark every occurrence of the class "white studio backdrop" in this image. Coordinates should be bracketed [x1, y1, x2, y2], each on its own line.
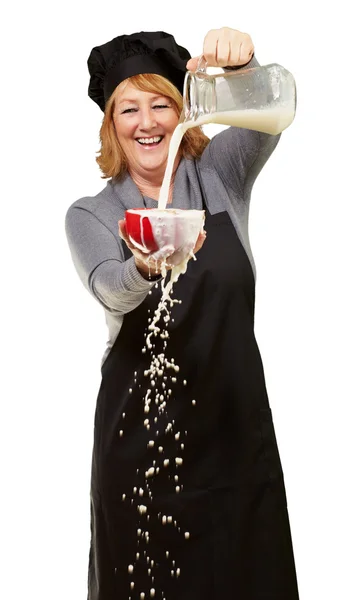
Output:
[1, 2, 363, 599]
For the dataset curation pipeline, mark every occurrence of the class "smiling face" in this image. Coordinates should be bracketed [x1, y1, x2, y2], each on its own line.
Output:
[113, 82, 180, 182]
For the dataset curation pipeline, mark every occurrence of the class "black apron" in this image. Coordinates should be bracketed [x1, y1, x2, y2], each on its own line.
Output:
[88, 198, 300, 599]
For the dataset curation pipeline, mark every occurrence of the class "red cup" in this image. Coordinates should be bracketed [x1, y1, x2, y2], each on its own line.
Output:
[125, 208, 159, 253]
[124, 208, 205, 264]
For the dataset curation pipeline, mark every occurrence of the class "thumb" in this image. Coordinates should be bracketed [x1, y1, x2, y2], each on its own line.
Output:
[186, 56, 200, 72]
[118, 219, 128, 240]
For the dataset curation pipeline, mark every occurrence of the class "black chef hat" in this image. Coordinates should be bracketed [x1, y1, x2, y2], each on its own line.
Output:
[87, 31, 191, 112]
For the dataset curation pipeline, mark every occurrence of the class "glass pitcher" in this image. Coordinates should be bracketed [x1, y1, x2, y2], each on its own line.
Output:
[182, 58, 297, 135]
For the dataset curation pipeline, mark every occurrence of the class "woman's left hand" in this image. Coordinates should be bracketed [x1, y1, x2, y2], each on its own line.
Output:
[186, 27, 254, 72]
[118, 219, 207, 279]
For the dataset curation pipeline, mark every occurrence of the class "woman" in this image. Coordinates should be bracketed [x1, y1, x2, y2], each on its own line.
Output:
[65, 27, 300, 600]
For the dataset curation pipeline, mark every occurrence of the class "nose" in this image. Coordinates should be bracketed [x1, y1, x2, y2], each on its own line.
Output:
[139, 107, 157, 131]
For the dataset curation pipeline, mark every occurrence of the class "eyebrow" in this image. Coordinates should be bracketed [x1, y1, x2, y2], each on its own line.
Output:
[118, 95, 168, 106]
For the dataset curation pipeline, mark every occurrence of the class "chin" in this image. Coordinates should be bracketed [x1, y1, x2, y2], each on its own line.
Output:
[141, 158, 167, 172]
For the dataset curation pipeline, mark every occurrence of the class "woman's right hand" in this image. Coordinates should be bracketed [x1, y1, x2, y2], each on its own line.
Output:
[118, 220, 207, 279]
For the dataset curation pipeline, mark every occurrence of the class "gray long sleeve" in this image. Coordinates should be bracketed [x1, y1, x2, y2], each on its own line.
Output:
[65, 207, 155, 314]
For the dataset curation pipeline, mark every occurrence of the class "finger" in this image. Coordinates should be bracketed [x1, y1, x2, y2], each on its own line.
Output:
[118, 220, 145, 255]
[216, 29, 231, 67]
[186, 56, 200, 72]
[193, 230, 207, 254]
[203, 29, 219, 66]
[228, 34, 241, 65]
[118, 219, 128, 241]
[150, 244, 176, 262]
[238, 36, 254, 65]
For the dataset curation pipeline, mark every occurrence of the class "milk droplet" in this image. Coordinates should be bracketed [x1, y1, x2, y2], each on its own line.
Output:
[176, 486, 180, 493]
[167, 516, 172, 523]
[158, 446, 163, 453]
[163, 459, 169, 467]
[162, 515, 167, 524]
[183, 380, 187, 385]
[128, 565, 134, 574]
[150, 589, 155, 598]
[129, 388, 132, 393]
[175, 457, 183, 465]
[176, 568, 181, 577]
[138, 505, 147, 515]
[119, 430, 123, 437]
[139, 488, 144, 496]
[122, 494, 126, 500]
[192, 399, 196, 405]
[185, 532, 190, 539]
[140, 593, 145, 600]
[166, 551, 169, 558]
[175, 432, 180, 440]
[130, 582, 135, 589]
[148, 440, 154, 448]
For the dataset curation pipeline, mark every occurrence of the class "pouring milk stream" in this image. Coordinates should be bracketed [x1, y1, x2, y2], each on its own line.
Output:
[158, 61, 296, 210]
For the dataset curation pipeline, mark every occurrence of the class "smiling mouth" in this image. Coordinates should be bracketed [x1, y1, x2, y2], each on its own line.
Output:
[136, 136, 164, 147]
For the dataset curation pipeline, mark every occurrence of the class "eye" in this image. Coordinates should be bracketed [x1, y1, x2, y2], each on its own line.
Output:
[121, 108, 138, 114]
[152, 104, 170, 110]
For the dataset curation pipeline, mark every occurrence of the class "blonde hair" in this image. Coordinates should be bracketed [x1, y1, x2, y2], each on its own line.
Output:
[96, 73, 210, 180]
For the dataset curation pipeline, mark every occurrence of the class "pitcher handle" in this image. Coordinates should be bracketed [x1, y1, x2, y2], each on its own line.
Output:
[196, 55, 208, 75]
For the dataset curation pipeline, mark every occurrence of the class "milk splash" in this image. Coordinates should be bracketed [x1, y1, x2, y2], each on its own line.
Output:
[120, 236, 197, 599]
[120, 269, 194, 598]
[119, 117, 207, 600]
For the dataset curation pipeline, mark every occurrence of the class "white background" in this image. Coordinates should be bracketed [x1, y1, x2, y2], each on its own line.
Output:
[1, 1, 363, 599]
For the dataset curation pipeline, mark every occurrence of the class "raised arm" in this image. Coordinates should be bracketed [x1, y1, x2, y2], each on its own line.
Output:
[188, 27, 281, 195]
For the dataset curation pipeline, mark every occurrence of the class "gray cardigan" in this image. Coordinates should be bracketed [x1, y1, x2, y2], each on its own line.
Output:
[65, 123, 280, 365]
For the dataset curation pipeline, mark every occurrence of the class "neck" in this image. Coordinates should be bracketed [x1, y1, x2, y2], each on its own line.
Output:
[129, 154, 182, 203]
[130, 172, 162, 200]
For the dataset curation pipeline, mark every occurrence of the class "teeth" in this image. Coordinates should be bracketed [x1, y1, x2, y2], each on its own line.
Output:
[137, 136, 162, 145]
